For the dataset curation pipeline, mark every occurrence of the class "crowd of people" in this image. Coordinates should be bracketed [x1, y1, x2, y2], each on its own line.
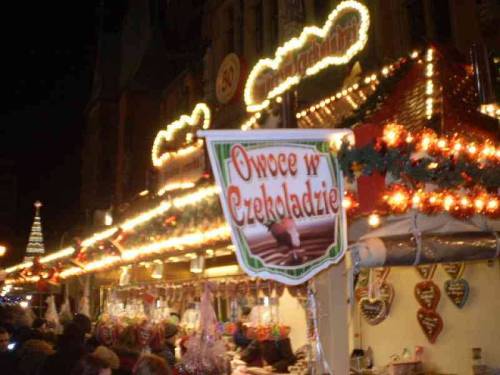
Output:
[0, 305, 179, 375]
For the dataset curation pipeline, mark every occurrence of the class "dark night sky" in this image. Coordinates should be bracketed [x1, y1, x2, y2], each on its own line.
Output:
[0, 1, 99, 265]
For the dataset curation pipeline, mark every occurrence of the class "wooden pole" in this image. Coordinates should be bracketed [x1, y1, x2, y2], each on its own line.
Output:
[315, 259, 350, 374]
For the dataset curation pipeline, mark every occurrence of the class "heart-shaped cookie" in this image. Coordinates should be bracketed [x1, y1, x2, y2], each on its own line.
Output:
[414, 280, 441, 310]
[355, 283, 395, 312]
[244, 1, 370, 112]
[417, 308, 443, 344]
[415, 264, 437, 280]
[152, 103, 210, 168]
[359, 298, 388, 325]
[442, 263, 464, 279]
[444, 278, 469, 308]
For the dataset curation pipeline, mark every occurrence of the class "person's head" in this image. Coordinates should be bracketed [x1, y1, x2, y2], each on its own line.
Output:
[92, 346, 119, 370]
[0, 327, 10, 352]
[33, 318, 48, 331]
[74, 354, 111, 375]
[133, 354, 171, 375]
[241, 306, 251, 318]
[116, 325, 139, 352]
[163, 323, 178, 345]
[73, 313, 92, 335]
[59, 322, 85, 349]
[19, 339, 54, 356]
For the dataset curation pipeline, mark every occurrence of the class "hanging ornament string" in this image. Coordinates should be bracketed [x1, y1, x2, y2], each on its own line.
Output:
[307, 281, 332, 375]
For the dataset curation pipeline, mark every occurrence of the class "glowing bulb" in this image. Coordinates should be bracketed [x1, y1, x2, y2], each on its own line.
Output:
[25, 295, 32, 301]
[437, 139, 447, 149]
[410, 50, 419, 59]
[466, 144, 477, 155]
[276, 96, 282, 103]
[20, 301, 29, 309]
[383, 124, 404, 146]
[421, 137, 432, 150]
[460, 197, 471, 207]
[487, 198, 498, 211]
[474, 198, 485, 211]
[342, 197, 353, 209]
[443, 195, 455, 211]
[368, 214, 381, 227]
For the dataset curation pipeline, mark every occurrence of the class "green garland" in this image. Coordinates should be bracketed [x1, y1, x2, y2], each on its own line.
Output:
[338, 141, 500, 190]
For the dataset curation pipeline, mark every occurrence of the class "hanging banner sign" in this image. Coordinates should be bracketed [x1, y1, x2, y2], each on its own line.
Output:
[199, 129, 351, 285]
[244, 0, 370, 112]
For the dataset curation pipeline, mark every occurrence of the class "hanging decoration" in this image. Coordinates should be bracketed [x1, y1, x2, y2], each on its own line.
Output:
[414, 262, 443, 343]
[338, 124, 500, 191]
[444, 279, 470, 309]
[416, 308, 443, 344]
[442, 262, 469, 309]
[358, 269, 390, 325]
[176, 284, 228, 375]
[414, 281, 441, 310]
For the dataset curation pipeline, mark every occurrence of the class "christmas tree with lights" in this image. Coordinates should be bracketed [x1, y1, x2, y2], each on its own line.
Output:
[24, 201, 46, 262]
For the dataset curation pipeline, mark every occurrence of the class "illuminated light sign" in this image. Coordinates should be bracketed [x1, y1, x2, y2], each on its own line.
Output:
[152, 103, 211, 168]
[244, 0, 369, 112]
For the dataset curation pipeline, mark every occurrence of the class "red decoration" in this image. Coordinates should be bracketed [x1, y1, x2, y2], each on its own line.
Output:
[417, 308, 443, 344]
[414, 281, 441, 310]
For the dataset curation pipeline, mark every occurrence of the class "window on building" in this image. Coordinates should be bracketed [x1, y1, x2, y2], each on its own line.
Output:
[406, 0, 426, 46]
[254, 0, 264, 54]
[269, 0, 279, 51]
[314, 0, 331, 24]
[225, 5, 235, 53]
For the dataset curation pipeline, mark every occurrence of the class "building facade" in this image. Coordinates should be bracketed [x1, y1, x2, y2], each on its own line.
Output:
[81, 0, 498, 227]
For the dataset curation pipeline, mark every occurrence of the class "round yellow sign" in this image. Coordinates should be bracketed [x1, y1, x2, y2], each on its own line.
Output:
[216, 53, 241, 104]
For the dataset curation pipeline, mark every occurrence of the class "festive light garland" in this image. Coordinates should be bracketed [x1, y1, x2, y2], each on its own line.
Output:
[5, 185, 220, 277]
[296, 62, 404, 120]
[244, 0, 370, 112]
[58, 224, 231, 279]
[343, 185, 499, 219]
[152, 103, 211, 168]
[479, 104, 500, 120]
[339, 124, 499, 190]
[425, 48, 435, 120]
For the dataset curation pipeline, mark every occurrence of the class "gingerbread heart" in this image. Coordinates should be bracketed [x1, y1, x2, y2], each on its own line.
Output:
[442, 263, 464, 279]
[359, 298, 388, 325]
[444, 278, 469, 308]
[355, 283, 395, 312]
[417, 308, 443, 344]
[414, 280, 441, 310]
[415, 264, 437, 280]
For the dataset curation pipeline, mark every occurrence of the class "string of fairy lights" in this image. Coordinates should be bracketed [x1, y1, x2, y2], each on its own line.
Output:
[4, 27, 498, 287]
[244, 0, 370, 113]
